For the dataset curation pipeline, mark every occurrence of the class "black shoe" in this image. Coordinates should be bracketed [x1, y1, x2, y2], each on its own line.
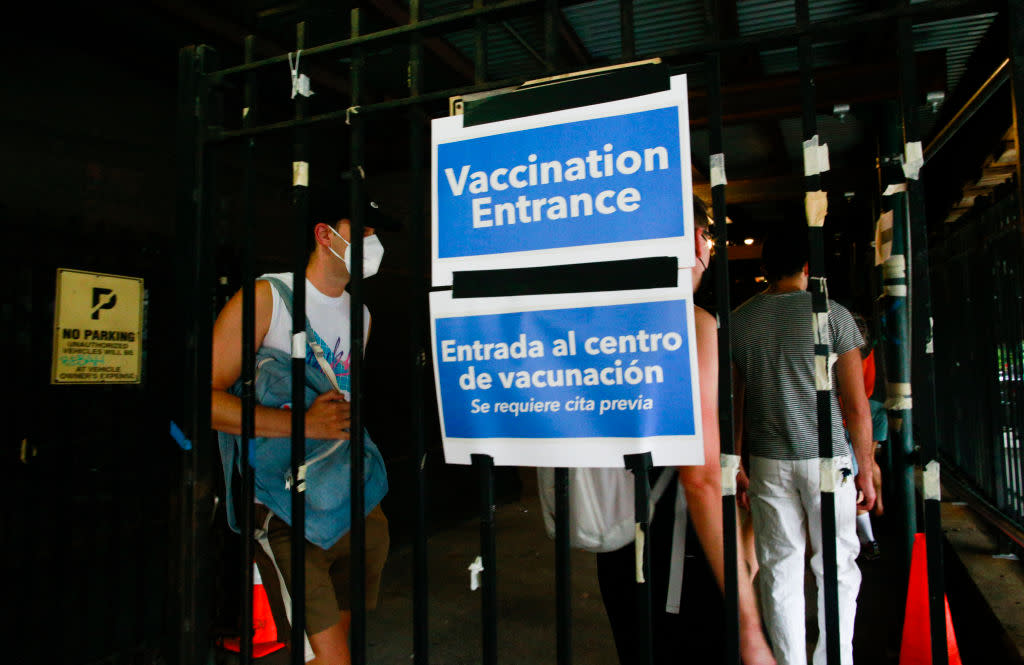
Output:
[860, 540, 881, 561]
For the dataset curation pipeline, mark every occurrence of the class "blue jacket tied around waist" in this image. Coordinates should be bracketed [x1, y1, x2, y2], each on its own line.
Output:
[217, 279, 388, 550]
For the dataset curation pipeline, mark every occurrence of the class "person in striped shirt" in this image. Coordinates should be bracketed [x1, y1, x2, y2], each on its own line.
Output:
[731, 225, 875, 665]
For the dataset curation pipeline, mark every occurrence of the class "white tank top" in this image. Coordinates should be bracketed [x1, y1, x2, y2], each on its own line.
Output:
[260, 272, 370, 397]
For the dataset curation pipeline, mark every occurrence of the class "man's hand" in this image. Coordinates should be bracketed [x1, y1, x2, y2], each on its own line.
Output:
[855, 470, 876, 512]
[305, 392, 351, 440]
[737, 467, 751, 511]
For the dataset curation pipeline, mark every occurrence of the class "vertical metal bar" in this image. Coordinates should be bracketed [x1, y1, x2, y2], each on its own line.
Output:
[177, 43, 218, 665]
[795, 2, 840, 664]
[474, 0, 488, 85]
[349, 10, 368, 665]
[623, 453, 653, 665]
[619, 0, 635, 61]
[544, 0, 558, 72]
[879, 101, 917, 569]
[545, 8, 569, 660]
[407, 3, 430, 664]
[239, 34, 257, 665]
[706, 38, 741, 665]
[554, 467, 572, 665]
[473, 453, 498, 665]
[997, 235, 1024, 519]
[1010, 0, 1024, 232]
[896, 11, 948, 663]
[290, 22, 309, 665]
[175, 44, 201, 665]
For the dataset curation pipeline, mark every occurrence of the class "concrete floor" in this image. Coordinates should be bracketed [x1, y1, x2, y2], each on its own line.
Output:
[234, 480, 1021, 665]
[365, 490, 909, 665]
[368, 492, 618, 665]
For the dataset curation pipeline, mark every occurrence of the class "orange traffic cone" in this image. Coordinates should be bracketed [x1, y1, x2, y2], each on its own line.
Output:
[219, 564, 286, 658]
[899, 533, 961, 665]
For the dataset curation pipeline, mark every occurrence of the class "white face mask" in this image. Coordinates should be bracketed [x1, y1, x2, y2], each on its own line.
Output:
[326, 225, 385, 279]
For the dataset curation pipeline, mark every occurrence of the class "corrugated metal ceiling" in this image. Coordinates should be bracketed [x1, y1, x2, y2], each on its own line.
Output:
[411, 1, 997, 106]
[562, 0, 705, 60]
[913, 13, 997, 96]
[411, 0, 999, 184]
[736, 0, 796, 35]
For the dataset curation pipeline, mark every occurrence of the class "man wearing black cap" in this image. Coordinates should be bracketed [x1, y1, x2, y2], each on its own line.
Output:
[211, 186, 395, 665]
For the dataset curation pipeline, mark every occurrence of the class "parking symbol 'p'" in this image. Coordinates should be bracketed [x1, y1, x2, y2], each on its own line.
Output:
[91, 288, 117, 320]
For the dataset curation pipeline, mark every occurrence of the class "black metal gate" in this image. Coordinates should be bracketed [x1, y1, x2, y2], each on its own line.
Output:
[170, 2, 1013, 664]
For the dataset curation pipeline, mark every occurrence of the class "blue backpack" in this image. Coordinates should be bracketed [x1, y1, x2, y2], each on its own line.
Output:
[217, 276, 388, 550]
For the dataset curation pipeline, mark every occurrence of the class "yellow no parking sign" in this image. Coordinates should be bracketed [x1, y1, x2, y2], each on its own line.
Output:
[51, 268, 144, 384]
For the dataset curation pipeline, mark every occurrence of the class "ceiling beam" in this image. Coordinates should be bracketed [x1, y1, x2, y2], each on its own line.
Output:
[557, 11, 591, 66]
[692, 170, 861, 205]
[693, 174, 802, 205]
[367, 0, 476, 81]
[687, 50, 947, 127]
[152, 0, 354, 95]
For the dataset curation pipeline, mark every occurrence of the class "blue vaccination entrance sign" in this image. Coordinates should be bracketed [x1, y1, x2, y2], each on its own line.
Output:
[429, 285, 704, 468]
[431, 74, 695, 286]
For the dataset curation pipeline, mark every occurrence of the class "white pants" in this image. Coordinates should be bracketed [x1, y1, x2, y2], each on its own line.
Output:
[749, 456, 861, 665]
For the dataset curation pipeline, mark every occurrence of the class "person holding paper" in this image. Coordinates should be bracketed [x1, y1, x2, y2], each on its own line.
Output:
[596, 197, 775, 665]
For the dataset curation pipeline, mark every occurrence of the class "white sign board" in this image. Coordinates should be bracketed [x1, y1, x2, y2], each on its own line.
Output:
[432, 75, 695, 286]
[429, 281, 704, 467]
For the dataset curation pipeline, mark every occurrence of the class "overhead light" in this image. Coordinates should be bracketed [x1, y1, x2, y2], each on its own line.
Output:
[926, 91, 945, 113]
[833, 103, 850, 122]
[755, 276, 766, 283]
[744, 238, 754, 246]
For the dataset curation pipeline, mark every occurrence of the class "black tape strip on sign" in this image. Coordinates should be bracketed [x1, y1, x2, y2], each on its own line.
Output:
[451, 256, 679, 299]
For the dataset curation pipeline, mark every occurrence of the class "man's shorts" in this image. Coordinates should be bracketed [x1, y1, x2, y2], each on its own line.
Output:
[254, 504, 390, 638]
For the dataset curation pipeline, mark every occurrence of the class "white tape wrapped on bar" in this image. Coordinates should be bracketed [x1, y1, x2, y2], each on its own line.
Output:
[468, 556, 483, 591]
[815, 354, 837, 391]
[885, 381, 912, 411]
[721, 454, 741, 496]
[292, 331, 306, 359]
[882, 255, 907, 297]
[902, 141, 923, 180]
[292, 161, 309, 187]
[819, 457, 837, 493]
[634, 525, 646, 583]
[710, 153, 727, 188]
[805, 190, 828, 227]
[923, 460, 941, 501]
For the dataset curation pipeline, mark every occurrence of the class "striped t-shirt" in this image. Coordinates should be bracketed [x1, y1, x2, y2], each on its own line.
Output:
[731, 290, 863, 460]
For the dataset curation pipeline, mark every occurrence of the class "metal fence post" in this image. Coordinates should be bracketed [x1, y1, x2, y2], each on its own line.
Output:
[795, 1, 841, 662]
[705, 0, 741, 658]
[879, 102, 917, 568]
[625, 452, 653, 665]
[289, 21, 310, 665]
[1010, 0, 1024, 230]
[554, 467, 572, 665]
[349, 9, 369, 665]
[474, 0, 488, 85]
[239, 33, 257, 665]
[896, 11, 948, 663]
[407, 3, 430, 664]
[619, 0, 635, 61]
[473, 453, 499, 665]
[176, 42, 219, 665]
